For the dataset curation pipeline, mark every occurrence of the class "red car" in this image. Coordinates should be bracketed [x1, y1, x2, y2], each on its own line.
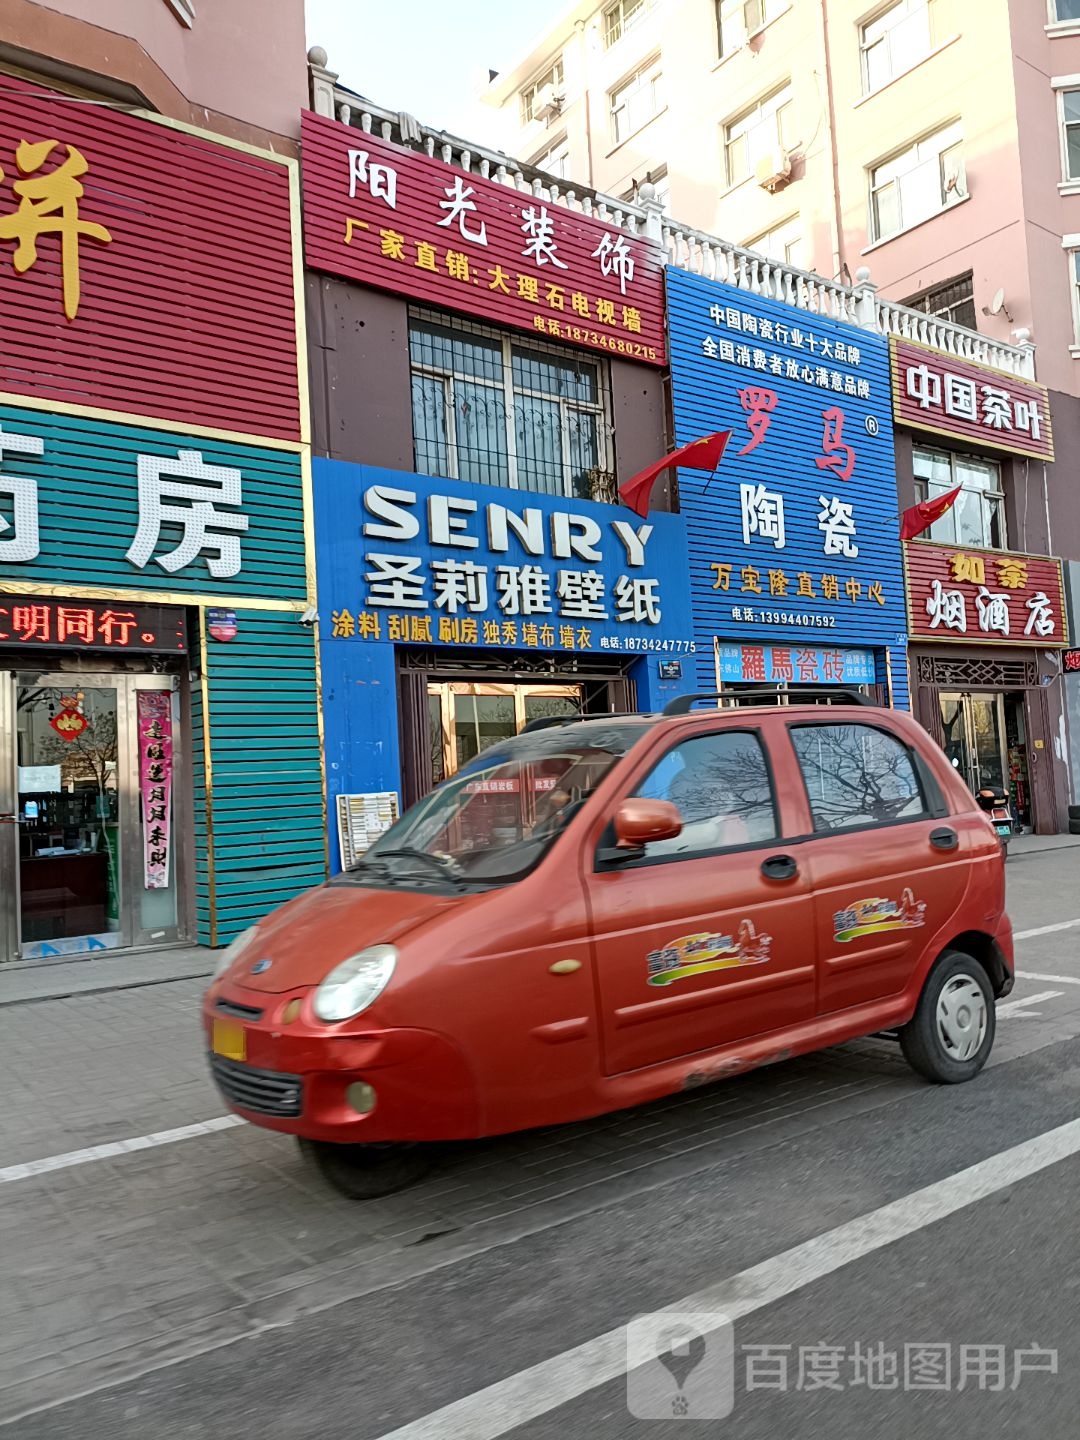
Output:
[204, 691, 1013, 1197]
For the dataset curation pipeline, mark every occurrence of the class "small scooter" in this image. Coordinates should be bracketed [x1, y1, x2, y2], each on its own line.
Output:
[976, 786, 1015, 854]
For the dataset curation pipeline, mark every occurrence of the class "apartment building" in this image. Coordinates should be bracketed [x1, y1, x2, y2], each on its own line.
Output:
[484, 0, 1080, 396]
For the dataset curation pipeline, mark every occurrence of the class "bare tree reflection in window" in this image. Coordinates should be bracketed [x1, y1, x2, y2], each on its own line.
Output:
[791, 724, 925, 830]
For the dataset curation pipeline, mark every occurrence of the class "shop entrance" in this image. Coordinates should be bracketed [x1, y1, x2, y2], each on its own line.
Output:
[0, 671, 182, 961]
[938, 691, 1032, 828]
[427, 682, 582, 783]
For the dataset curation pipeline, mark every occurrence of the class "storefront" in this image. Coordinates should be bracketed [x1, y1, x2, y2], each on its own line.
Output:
[0, 80, 322, 959]
[665, 269, 908, 706]
[891, 340, 1069, 833]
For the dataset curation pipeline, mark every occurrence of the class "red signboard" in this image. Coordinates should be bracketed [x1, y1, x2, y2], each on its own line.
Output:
[890, 338, 1053, 462]
[0, 596, 186, 651]
[904, 542, 1067, 647]
[301, 111, 667, 366]
[0, 77, 301, 440]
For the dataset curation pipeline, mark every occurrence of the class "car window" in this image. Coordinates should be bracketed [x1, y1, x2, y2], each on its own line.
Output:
[632, 730, 778, 859]
[790, 723, 927, 832]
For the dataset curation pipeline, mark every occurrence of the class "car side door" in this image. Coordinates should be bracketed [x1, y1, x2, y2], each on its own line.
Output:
[584, 719, 818, 1077]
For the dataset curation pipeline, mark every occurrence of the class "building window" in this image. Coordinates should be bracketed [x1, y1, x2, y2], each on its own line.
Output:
[901, 271, 977, 330]
[717, 0, 789, 57]
[724, 84, 794, 186]
[623, 167, 670, 212]
[609, 59, 664, 144]
[860, 0, 932, 94]
[869, 122, 965, 240]
[605, 0, 649, 47]
[745, 215, 802, 267]
[1051, 0, 1080, 21]
[530, 137, 572, 181]
[163, 0, 195, 24]
[409, 310, 612, 501]
[1061, 88, 1080, 178]
[913, 448, 1006, 549]
[521, 60, 565, 125]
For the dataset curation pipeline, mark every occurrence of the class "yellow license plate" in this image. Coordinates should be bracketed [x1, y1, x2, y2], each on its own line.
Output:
[212, 1018, 246, 1062]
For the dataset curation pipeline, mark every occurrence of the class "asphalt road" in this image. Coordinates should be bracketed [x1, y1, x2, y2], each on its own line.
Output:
[3, 839, 1080, 1438]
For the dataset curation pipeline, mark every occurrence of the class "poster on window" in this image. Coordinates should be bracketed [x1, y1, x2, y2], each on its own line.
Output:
[136, 691, 174, 889]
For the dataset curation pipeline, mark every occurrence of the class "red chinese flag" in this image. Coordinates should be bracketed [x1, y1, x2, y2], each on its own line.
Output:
[618, 431, 732, 519]
[899, 485, 963, 541]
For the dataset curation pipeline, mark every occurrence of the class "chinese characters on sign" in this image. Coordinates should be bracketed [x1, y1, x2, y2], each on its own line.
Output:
[0, 597, 186, 651]
[137, 691, 173, 890]
[302, 112, 667, 365]
[890, 338, 1053, 462]
[716, 643, 876, 686]
[905, 543, 1068, 647]
[739, 1340, 1056, 1395]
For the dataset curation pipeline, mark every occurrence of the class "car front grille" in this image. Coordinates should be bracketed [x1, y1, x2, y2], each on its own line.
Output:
[209, 1055, 303, 1117]
[215, 999, 264, 1021]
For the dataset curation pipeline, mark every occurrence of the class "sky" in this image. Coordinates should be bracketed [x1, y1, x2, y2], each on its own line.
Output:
[304, 0, 566, 147]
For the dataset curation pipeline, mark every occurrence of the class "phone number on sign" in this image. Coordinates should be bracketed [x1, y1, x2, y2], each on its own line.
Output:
[599, 637, 697, 652]
[733, 609, 838, 628]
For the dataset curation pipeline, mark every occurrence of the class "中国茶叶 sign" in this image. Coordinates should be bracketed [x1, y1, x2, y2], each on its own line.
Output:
[314, 461, 694, 657]
[301, 112, 667, 366]
[904, 542, 1068, 647]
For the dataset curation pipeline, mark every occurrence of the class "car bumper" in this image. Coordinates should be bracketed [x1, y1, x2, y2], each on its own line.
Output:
[994, 913, 1015, 997]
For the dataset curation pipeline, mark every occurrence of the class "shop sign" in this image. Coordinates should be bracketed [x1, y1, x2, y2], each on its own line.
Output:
[0, 595, 186, 651]
[1062, 648, 1080, 673]
[904, 542, 1068, 647]
[716, 643, 877, 686]
[314, 460, 695, 657]
[0, 403, 307, 603]
[137, 691, 174, 890]
[301, 112, 667, 366]
[889, 339, 1053, 462]
[206, 609, 238, 641]
[0, 77, 301, 440]
[665, 269, 908, 696]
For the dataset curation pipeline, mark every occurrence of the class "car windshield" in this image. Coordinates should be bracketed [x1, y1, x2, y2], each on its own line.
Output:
[357, 720, 652, 886]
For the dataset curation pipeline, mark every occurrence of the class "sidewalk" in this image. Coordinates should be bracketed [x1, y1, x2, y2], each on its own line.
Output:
[0, 945, 215, 1006]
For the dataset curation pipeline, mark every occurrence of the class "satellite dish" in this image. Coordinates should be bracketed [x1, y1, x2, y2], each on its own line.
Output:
[989, 288, 1006, 315]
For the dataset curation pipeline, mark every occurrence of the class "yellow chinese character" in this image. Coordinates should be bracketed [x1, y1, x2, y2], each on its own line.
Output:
[331, 608, 355, 638]
[410, 615, 433, 641]
[0, 140, 112, 321]
[845, 576, 862, 603]
[576, 626, 592, 649]
[769, 569, 788, 597]
[949, 553, 985, 585]
[797, 573, 816, 598]
[711, 563, 732, 591]
[996, 557, 1029, 589]
[483, 620, 501, 644]
[546, 283, 566, 310]
[446, 250, 470, 282]
[388, 615, 408, 641]
[597, 298, 616, 326]
[539, 623, 555, 647]
[867, 582, 886, 606]
[822, 574, 840, 601]
[547, 318, 561, 335]
[380, 228, 406, 260]
[415, 241, 438, 271]
[559, 625, 576, 649]
[343, 217, 369, 244]
[741, 565, 762, 595]
[518, 274, 539, 302]
[622, 306, 642, 333]
[571, 291, 591, 318]
[438, 617, 460, 643]
[523, 622, 540, 646]
[489, 264, 512, 293]
[357, 611, 381, 639]
[461, 618, 479, 644]
[501, 620, 518, 645]
[533, 315, 546, 332]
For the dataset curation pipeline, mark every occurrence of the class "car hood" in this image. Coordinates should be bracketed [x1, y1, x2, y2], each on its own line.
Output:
[224, 881, 464, 993]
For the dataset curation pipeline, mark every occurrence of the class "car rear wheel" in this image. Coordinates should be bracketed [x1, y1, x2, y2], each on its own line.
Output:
[899, 950, 995, 1084]
[298, 1138, 431, 1198]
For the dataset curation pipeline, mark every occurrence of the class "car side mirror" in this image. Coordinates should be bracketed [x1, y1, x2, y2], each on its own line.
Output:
[613, 798, 683, 849]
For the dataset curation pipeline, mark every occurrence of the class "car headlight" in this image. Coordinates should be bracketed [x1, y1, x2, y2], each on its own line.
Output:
[314, 945, 397, 1022]
[211, 925, 259, 981]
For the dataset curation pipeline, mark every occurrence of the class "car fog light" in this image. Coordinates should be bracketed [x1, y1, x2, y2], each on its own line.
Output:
[281, 999, 302, 1024]
[346, 1081, 377, 1115]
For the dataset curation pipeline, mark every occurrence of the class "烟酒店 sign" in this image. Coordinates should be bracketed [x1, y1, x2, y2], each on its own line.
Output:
[904, 542, 1068, 647]
[300, 111, 667, 365]
[890, 339, 1053, 462]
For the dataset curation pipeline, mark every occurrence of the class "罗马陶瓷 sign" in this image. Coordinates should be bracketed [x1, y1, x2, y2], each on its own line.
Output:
[904, 542, 1068, 647]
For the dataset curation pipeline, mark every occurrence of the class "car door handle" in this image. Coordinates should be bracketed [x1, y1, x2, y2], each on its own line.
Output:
[930, 826, 958, 851]
[761, 853, 798, 881]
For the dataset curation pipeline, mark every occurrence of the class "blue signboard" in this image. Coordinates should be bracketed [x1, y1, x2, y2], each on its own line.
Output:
[314, 460, 694, 659]
[715, 642, 876, 686]
[665, 268, 908, 706]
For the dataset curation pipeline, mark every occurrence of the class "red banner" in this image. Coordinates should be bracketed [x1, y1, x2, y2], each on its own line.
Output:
[904, 542, 1068, 647]
[301, 111, 667, 366]
[890, 339, 1053, 462]
[0, 77, 301, 440]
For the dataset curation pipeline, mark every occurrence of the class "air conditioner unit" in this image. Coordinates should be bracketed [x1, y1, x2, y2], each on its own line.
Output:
[533, 86, 563, 122]
[755, 149, 792, 192]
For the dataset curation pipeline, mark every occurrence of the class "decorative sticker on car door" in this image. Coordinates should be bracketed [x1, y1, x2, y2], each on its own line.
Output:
[833, 889, 926, 943]
[646, 921, 772, 987]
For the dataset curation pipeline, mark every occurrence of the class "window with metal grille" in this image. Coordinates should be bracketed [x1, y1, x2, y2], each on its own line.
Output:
[605, 0, 649, 46]
[409, 309, 614, 501]
[521, 60, 565, 124]
[901, 272, 976, 331]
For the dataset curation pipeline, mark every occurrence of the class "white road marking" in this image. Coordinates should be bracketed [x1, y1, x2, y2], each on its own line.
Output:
[1018, 970, 1080, 986]
[0, 1115, 244, 1186]
[997, 990, 1064, 1018]
[1014, 918, 1080, 940]
[374, 1116, 1080, 1440]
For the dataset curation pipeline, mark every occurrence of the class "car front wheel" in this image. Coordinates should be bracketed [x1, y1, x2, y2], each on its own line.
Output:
[298, 1138, 431, 1199]
[900, 950, 995, 1084]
